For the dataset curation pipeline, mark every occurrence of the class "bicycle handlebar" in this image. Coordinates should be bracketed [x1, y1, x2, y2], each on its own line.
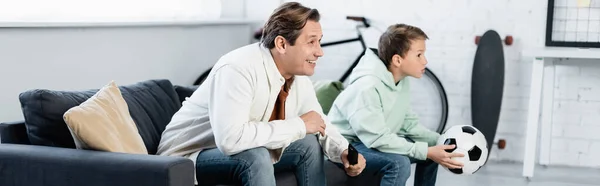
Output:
[346, 16, 365, 22]
[346, 16, 370, 28]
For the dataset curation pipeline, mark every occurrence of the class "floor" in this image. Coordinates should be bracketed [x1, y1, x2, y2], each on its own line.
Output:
[406, 160, 600, 186]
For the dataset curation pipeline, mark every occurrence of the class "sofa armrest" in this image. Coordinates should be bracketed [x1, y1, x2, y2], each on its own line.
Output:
[0, 121, 30, 144]
[0, 144, 194, 186]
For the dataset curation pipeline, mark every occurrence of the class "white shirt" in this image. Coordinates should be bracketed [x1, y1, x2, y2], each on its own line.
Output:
[157, 43, 349, 167]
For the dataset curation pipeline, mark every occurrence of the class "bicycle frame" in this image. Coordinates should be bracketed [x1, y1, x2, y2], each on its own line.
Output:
[320, 24, 367, 83]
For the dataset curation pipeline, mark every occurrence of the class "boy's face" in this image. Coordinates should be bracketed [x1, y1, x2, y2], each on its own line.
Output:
[398, 39, 428, 78]
[281, 20, 324, 77]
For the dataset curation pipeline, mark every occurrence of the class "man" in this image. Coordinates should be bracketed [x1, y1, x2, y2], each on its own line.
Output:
[327, 24, 464, 186]
[157, 2, 366, 186]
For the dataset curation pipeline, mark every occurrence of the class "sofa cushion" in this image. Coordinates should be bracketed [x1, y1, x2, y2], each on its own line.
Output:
[313, 80, 345, 115]
[173, 85, 199, 104]
[19, 79, 181, 154]
[63, 81, 148, 154]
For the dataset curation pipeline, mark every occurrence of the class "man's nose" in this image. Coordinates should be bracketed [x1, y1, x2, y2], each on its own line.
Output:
[315, 45, 324, 57]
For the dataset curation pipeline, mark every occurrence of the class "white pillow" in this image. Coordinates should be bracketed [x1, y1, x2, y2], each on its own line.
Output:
[63, 81, 148, 154]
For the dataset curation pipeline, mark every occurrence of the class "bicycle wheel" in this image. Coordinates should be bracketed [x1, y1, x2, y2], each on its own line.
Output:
[408, 68, 448, 134]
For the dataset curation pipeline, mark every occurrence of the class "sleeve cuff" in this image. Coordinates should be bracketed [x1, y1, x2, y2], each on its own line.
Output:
[331, 140, 349, 164]
[288, 117, 306, 141]
[431, 133, 441, 146]
[326, 132, 349, 164]
[414, 141, 429, 160]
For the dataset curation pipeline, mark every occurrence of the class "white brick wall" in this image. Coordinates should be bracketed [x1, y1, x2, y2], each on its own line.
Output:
[243, 0, 600, 167]
[550, 58, 600, 167]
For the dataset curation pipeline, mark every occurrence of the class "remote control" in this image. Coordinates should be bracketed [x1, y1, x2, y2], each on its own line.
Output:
[348, 144, 358, 165]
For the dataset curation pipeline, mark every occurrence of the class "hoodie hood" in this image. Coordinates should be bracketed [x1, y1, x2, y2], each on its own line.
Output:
[347, 48, 400, 90]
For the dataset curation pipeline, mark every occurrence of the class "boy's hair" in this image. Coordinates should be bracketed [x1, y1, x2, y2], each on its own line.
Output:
[378, 24, 428, 67]
[261, 2, 320, 49]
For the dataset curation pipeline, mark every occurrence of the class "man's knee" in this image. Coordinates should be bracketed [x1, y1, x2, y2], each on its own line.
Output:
[297, 135, 323, 158]
[227, 148, 276, 185]
[235, 147, 274, 173]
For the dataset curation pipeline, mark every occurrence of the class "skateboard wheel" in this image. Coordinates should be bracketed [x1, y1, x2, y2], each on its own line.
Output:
[498, 139, 506, 149]
[475, 36, 481, 45]
[504, 35, 513, 45]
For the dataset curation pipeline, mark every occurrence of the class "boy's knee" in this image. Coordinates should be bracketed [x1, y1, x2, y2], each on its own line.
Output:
[386, 156, 412, 181]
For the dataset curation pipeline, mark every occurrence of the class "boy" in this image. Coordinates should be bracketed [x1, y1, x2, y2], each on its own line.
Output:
[327, 24, 463, 186]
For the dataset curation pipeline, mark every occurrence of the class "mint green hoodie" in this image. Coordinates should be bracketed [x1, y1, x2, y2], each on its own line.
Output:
[328, 49, 440, 160]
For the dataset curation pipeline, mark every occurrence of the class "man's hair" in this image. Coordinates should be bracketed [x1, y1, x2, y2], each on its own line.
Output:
[377, 24, 428, 67]
[261, 2, 320, 49]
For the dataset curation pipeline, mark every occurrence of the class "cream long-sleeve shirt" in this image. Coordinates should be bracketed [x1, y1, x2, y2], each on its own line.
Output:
[157, 43, 349, 166]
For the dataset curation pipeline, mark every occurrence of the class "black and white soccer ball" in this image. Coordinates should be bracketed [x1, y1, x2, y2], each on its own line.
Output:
[436, 125, 488, 175]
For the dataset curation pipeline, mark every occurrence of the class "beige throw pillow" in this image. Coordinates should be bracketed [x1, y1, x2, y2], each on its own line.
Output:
[63, 81, 148, 154]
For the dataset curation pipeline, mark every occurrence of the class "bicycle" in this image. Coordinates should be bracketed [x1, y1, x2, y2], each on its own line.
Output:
[193, 16, 449, 134]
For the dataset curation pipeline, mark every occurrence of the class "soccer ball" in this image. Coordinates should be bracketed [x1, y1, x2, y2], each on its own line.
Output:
[436, 125, 488, 175]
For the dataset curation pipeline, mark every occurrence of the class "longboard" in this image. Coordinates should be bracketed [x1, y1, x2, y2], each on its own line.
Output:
[471, 30, 506, 159]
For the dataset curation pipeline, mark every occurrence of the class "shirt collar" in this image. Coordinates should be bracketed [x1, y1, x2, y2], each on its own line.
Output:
[259, 43, 287, 86]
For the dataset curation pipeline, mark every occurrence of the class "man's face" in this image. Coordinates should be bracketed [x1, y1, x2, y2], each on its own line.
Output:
[282, 20, 324, 77]
[399, 39, 428, 78]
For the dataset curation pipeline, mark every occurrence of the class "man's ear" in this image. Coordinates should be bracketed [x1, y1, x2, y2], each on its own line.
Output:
[274, 36, 287, 54]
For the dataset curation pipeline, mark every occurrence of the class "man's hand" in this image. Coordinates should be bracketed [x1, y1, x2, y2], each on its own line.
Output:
[341, 149, 366, 177]
[427, 145, 464, 169]
[300, 111, 326, 136]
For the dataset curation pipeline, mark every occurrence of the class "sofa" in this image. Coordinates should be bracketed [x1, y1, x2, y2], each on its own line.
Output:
[0, 79, 379, 186]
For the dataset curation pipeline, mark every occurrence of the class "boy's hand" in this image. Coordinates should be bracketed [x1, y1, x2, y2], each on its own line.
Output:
[427, 145, 464, 169]
[341, 149, 366, 177]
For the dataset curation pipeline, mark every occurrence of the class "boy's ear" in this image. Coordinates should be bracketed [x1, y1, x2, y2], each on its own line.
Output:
[392, 54, 403, 67]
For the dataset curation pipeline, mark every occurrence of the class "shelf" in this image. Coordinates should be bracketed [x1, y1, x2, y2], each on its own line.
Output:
[0, 18, 261, 28]
[522, 47, 600, 59]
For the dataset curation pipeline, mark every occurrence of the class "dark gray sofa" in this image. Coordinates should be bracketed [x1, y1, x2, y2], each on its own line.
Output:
[0, 79, 379, 186]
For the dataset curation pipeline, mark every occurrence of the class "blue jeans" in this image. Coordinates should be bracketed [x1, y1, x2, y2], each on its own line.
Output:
[350, 141, 438, 186]
[194, 135, 326, 186]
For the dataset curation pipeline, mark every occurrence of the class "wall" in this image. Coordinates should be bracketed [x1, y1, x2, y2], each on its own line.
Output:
[0, 0, 259, 122]
[245, 0, 600, 167]
[0, 23, 256, 122]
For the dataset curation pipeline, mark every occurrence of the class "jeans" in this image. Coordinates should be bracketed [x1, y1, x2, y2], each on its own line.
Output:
[351, 141, 438, 186]
[194, 135, 326, 186]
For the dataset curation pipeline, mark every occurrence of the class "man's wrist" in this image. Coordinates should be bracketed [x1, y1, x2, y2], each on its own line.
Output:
[289, 117, 307, 139]
[332, 147, 348, 164]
